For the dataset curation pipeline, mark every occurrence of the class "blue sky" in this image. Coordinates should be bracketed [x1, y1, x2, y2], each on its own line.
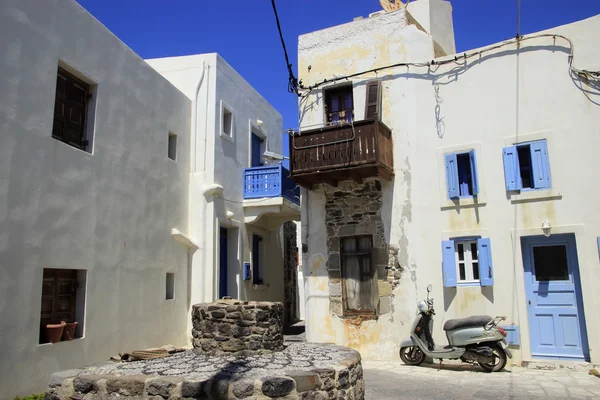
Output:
[77, 0, 600, 154]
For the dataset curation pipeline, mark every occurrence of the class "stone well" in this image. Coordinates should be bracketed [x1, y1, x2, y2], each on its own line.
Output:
[192, 300, 283, 355]
[46, 301, 365, 399]
[46, 343, 364, 399]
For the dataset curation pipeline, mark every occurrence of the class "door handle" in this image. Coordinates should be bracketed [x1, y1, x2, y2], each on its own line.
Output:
[528, 300, 531, 306]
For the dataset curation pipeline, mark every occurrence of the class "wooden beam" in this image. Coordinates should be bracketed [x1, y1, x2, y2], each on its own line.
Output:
[349, 171, 363, 185]
[319, 175, 338, 187]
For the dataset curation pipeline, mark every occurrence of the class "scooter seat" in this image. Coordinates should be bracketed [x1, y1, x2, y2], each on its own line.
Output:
[443, 315, 492, 331]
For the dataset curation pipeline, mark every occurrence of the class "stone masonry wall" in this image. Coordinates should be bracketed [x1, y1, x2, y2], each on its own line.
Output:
[283, 221, 298, 326]
[324, 179, 401, 318]
[192, 301, 283, 355]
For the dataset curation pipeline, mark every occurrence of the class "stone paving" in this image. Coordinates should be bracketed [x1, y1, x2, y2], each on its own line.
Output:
[362, 360, 600, 399]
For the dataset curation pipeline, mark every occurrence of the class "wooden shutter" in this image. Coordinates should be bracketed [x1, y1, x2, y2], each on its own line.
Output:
[52, 68, 90, 151]
[444, 153, 459, 199]
[442, 240, 457, 287]
[477, 238, 494, 286]
[502, 146, 520, 191]
[530, 140, 551, 189]
[364, 80, 381, 120]
[468, 149, 479, 195]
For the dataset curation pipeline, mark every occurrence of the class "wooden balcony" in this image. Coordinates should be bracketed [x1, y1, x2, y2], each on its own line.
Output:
[289, 118, 394, 189]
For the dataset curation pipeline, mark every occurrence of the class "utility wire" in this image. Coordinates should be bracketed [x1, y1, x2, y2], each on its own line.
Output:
[271, 0, 299, 95]
[517, 0, 522, 38]
[298, 33, 600, 93]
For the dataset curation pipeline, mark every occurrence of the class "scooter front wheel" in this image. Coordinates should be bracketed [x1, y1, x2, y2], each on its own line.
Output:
[399, 346, 426, 366]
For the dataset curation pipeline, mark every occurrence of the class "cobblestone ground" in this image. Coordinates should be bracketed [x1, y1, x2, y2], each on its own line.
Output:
[363, 360, 600, 399]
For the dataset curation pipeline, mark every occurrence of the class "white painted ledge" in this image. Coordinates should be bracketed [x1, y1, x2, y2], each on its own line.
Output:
[509, 189, 563, 203]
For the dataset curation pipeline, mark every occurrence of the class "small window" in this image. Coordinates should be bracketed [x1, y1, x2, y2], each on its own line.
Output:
[52, 66, 93, 152]
[340, 235, 378, 314]
[166, 273, 175, 300]
[503, 140, 551, 191]
[168, 132, 177, 161]
[40, 268, 86, 344]
[324, 85, 354, 125]
[442, 238, 493, 287]
[445, 150, 479, 199]
[221, 101, 233, 140]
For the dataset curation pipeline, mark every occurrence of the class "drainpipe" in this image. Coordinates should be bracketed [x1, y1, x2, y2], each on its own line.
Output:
[191, 62, 207, 173]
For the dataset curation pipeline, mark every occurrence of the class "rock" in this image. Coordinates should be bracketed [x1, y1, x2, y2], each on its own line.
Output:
[73, 375, 99, 394]
[261, 377, 295, 398]
[106, 376, 146, 396]
[147, 378, 177, 398]
[232, 379, 255, 398]
[285, 370, 320, 392]
[211, 310, 226, 319]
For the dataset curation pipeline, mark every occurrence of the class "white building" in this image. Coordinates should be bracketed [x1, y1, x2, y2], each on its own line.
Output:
[0, 0, 299, 398]
[294, 0, 600, 365]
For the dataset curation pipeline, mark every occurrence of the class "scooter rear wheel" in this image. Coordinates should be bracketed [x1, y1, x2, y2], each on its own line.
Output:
[399, 346, 426, 366]
[478, 342, 507, 372]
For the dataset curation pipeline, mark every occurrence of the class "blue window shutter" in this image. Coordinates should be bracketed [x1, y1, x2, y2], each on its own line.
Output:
[442, 240, 457, 287]
[530, 140, 551, 189]
[502, 146, 520, 191]
[468, 149, 479, 195]
[477, 238, 494, 286]
[445, 153, 459, 199]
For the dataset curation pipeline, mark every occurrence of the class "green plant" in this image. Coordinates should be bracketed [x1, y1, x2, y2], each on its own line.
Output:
[13, 394, 45, 400]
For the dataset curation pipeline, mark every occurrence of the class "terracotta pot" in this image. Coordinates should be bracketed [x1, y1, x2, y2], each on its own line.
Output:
[46, 322, 66, 343]
[61, 321, 78, 341]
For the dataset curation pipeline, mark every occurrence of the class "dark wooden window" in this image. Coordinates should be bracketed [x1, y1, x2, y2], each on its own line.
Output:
[324, 86, 354, 125]
[52, 67, 90, 151]
[340, 236, 378, 314]
[40, 269, 78, 342]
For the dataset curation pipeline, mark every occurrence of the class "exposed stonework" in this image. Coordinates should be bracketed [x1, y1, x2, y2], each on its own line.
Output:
[192, 300, 283, 355]
[46, 343, 364, 400]
[323, 179, 396, 318]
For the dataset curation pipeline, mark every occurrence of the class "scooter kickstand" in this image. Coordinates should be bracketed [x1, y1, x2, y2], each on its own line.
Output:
[437, 359, 442, 370]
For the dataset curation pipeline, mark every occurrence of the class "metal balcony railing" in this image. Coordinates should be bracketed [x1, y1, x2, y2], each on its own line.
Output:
[243, 165, 300, 205]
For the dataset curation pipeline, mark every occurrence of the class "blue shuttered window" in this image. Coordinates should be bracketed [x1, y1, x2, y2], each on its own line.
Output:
[502, 140, 551, 191]
[444, 150, 479, 199]
[442, 238, 494, 287]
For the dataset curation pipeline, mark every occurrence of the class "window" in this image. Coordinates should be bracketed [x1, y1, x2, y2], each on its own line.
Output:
[40, 268, 86, 344]
[168, 132, 177, 161]
[442, 238, 494, 287]
[340, 236, 378, 314]
[166, 273, 175, 300]
[252, 234, 263, 285]
[445, 150, 479, 199]
[52, 67, 93, 152]
[221, 101, 233, 140]
[324, 85, 354, 125]
[503, 140, 551, 191]
[364, 80, 381, 120]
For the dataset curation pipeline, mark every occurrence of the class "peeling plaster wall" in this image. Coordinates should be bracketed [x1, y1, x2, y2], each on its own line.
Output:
[0, 0, 191, 397]
[299, 3, 600, 363]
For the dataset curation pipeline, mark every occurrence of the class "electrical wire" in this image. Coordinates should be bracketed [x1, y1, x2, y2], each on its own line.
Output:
[270, 0, 300, 96]
[298, 33, 600, 93]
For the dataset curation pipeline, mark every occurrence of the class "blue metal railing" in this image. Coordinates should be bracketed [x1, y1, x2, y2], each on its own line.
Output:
[243, 165, 300, 205]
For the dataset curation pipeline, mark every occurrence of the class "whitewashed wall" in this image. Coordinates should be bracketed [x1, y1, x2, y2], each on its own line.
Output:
[147, 55, 286, 314]
[299, 3, 600, 364]
[0, 0, 191, 397]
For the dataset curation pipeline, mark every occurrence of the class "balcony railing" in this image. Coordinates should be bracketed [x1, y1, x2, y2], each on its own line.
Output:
[289, 118, 394, 188]
[243, 165, 300, 205]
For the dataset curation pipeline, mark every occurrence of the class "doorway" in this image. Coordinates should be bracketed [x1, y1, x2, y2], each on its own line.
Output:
[219, 227, 228, 299]
[521, 234, 589, 360]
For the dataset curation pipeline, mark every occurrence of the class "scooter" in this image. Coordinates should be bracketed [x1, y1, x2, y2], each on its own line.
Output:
[399, 284, 512, 372]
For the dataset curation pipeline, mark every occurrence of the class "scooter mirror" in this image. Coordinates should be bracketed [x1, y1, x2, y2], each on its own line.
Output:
[427, 284, 432, 292]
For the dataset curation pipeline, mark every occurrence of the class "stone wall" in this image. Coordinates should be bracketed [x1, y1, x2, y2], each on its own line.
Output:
[283, 221, 299, 326]
[324, 179, 399, 318]
[192, 301, 283, 355]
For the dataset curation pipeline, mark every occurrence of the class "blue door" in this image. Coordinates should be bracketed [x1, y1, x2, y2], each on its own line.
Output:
[251, 134, 262, 167]
[252, 234, 263, 285]
[219, 227, 228, 299]
[522, 234, 589, 360]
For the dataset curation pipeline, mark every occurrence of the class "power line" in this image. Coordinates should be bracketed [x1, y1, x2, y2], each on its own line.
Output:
[270, 0, 300, 96]
[517, 0, 522, 38]
[298, 33, 600, 93]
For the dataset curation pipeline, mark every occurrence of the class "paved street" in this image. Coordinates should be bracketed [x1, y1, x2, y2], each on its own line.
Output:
[363, 360, 600, 399]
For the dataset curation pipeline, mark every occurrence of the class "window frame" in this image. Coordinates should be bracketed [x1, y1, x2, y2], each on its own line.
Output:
[52, 66, 94, 153]
[503, 139, 551, 192]
[168, 132, 177, 161]
[444, 149, 479, 199]
[220, 100, 234, 143]
[442, 237, 493, 287]
[454, 240, 480, 284]
[340, 235, 378, 316]
[323, 84, 354, 126]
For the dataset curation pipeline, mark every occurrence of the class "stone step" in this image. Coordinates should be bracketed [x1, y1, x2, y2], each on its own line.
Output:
[522, 359, 600, 373]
